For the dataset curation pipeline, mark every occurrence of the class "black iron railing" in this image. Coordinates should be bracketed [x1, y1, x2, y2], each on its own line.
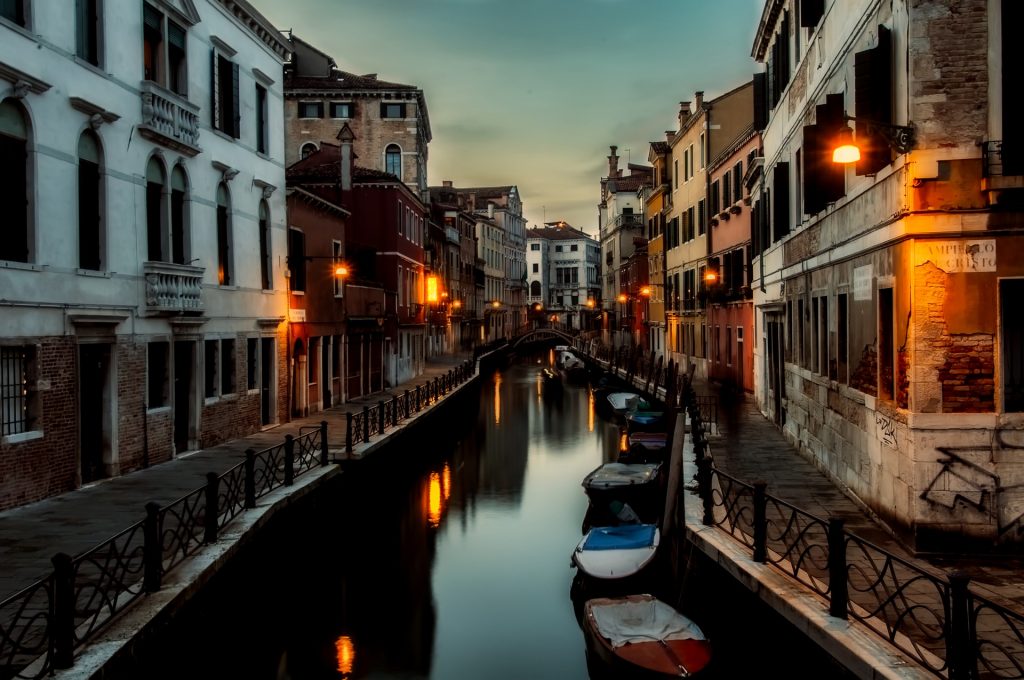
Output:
[679, 380, 1024, 680]
[345, 360, 475, 454]
[0, 421, 332, 679]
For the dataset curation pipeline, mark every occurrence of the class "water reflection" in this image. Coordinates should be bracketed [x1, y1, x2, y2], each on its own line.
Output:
[334, 635, 355, 676]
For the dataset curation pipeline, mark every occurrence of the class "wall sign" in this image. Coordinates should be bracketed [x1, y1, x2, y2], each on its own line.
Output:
[916, 240, 997, 273]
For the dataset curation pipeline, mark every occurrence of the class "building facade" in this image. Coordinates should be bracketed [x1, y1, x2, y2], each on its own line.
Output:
[0, 0, 290, 510]
[526, 223, 600, 330]
[751, 0, 1024, 549]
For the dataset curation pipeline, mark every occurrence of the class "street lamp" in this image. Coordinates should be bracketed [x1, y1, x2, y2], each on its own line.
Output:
[831, 115, 915, 164]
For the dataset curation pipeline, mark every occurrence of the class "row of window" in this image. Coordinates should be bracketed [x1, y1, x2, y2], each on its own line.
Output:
[0, 100, 273, 284]
[298, 101, 406, 120]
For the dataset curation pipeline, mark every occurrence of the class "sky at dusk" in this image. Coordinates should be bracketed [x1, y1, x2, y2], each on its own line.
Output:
[260, 0, 764, 234]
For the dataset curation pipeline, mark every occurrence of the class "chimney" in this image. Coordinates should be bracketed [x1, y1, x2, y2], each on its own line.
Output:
[608, 145, 619, 178]
[677, 101, 691, 130]
[695, 91, 705, 111]
[665, 131, 674, 143]
[488, 202, 494, 219]
[442, 180, 453, 188]
[336, 123, 355, 192]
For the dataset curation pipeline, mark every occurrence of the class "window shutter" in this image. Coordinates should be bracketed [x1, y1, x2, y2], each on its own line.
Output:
[773, 162, 790, 242]
[820, 94, 847, 204]
[1004, 0, 1024, 174]
[210, 49, 219, 131]
[780, 12, 791, 93]
[854, 26, 892, 176]
[231, 62, 240, 138]
[801, 0, 824, 28]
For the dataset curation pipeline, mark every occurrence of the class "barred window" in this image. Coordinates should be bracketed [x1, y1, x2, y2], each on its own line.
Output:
[1, 346, 36, 436]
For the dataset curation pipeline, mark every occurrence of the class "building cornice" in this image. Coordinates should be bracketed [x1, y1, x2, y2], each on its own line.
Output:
[215, 0, 291, 60]
[752, 0, 785, 61]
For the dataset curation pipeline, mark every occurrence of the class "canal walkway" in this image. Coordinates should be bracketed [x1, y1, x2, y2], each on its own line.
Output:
[0, 352, 475, 603]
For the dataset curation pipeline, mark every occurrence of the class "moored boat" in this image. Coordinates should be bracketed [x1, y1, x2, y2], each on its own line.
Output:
[583, 594, 711, 678]
[625, 409, 667, 433]
[582, 462, 664, 523]
[572, 523, 661, 582]
[621, 432, 668, 464]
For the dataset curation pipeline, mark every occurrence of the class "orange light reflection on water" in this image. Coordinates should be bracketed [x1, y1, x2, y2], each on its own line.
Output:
[494, 374, 502, 424]
[428, 471, 442, 528]
[335, 635, 355, 676]
[588, 390, 595, 433]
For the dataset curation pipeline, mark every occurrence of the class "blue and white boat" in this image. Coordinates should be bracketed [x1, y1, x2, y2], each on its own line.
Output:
[572, 524, 661, 582]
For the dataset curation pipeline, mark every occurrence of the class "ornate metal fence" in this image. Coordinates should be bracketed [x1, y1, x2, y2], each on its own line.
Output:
[683, 383, 1024, 680]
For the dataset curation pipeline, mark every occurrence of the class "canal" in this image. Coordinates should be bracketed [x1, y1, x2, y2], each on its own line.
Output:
[113, 350, 852, 679]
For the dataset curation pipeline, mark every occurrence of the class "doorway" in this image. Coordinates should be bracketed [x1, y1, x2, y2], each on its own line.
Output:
[321, 336, 331, 408]
[79, 343, 110, 483]
[765, 315, 785, 425]
[261, 337, 274, 425]
[173, 341, 194, 454]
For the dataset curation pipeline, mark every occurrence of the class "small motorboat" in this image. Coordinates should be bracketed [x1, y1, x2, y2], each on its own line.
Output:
[606, 392, 645, 415]
[621, 432, 668, 464]
[625, 409, 667, 433]
[558, 350, 588, 383]
[582, 462, 664, 523]
[573, 523, 660, 582]
[583, 594, 712, 678]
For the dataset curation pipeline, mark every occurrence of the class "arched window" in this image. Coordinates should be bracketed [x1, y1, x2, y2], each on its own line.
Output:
[0, 100, 30, 263]
[530, 281, 541, 297]
[216, 183, 232, 285]
[259, 200, 272, 290]
[145, 157, 166, 262]
[170, 166, 188, 265]
[300, 142, 317, 160]
[385, 144, 401, 177]
[78, 131, 103, 270]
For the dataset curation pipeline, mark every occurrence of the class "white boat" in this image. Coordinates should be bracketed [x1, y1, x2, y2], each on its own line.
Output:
[572, 524, 660, 581]
[606, 392, 641, 414]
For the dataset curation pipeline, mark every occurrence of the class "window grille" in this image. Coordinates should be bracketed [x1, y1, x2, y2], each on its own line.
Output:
[1, 346, 32, 436]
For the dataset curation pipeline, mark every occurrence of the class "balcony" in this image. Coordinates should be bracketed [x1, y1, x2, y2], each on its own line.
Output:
[138, 81, 201, 156]
[611, 214, 644, 230]
[143, 261, 204, 315]
[446, 226, 460, 244]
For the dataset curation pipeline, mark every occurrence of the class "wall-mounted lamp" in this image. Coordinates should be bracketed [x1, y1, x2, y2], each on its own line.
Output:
[616, 293, 628, 304]
[832, 115, 915, 164]
[639, 286, 651, 298]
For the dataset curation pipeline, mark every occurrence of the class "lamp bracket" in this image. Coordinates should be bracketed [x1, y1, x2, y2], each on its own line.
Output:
[844, 115, 915, 154]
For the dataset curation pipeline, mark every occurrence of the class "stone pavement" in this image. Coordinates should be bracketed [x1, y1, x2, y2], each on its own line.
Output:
[0, 353, 474, 602]
[693, 376, 1024, 611]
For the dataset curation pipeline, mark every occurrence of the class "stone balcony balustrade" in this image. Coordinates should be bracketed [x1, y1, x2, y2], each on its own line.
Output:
[138, 81, 201, 156]
[143, 261, 204, 315]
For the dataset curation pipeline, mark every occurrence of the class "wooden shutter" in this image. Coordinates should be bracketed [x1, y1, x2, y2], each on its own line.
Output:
[780, 12, 791, 93]
[820, 94, 846, 204]
[1003, 0, 1023, 174]
[210, 50, 219, 132]
[854, 26, 892, 176]
[773, 162, 790, 243]
[801, 0, 824, 28]
[231, 62, 240, 138]
[753, 72, 768, 131]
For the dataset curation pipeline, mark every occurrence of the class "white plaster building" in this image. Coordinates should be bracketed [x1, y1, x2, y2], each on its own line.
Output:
[0, 0, 289, 510]
[526, 223, 600, 330]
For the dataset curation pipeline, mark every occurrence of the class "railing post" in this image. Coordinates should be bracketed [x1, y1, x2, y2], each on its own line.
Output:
[696, 456, 714, 526]
[752, 481, 768, 563]
[345, 412, 353, 454]
[244, 449, 256, 508]
[144, 501, 162, 592]
[404, 389, 411, 417]
[284, 434, 295, 486]
[948, 571, 976, 680]
[320, 421, 329, 466]
[204, 472, 219, 543]
[51, 552, 74, 669]
[416, 385, 422, 411]
[828, 518, 849, 620]
[378, 400, 385, 432]
[362, 405, 370, 441]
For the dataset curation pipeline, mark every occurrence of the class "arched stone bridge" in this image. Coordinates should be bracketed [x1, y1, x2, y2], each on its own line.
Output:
[510, 324, 577, 348]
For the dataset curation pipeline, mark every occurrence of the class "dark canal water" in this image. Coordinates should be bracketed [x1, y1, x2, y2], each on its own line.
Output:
[114, 351, 852, 680]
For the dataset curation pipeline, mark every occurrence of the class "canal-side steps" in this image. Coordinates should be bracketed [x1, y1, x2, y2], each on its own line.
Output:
[0, 356, 479, 680]
[574, 339, 1024, 680]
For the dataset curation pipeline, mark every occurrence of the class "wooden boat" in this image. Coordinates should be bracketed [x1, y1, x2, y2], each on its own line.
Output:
[582, 462, 663, 519]
[621, 432, 668, 464]
[583, 594, 711, 678]
[625, 409, 667, 433]
[606, 392, 643, 415]
[557, 350, 588, 383]
[572, 523, 660, 581]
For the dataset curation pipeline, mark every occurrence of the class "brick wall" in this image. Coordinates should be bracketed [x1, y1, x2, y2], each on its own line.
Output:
[910, 0, 989, 149]
[199, 334, 261, 448]
[0, 337, 78, 511]
[938, 334, 995, 412]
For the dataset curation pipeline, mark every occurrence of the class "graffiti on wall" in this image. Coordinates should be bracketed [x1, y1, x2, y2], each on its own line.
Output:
[876, 414, 897, 448]
[920, 431, 1024, 540]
